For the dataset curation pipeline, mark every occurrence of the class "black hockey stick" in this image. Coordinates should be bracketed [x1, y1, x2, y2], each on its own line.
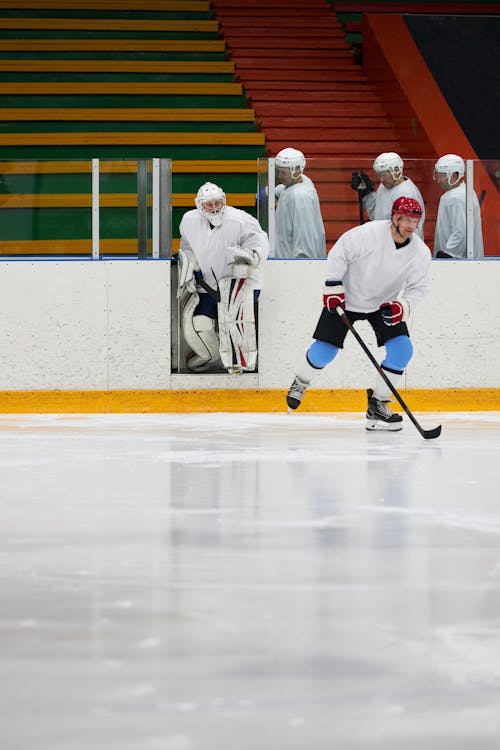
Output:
[354, 171, 365, 225]
[357, 187, 364, 225]
[194, 268, 221, 302]
[336, 307, 441, 440]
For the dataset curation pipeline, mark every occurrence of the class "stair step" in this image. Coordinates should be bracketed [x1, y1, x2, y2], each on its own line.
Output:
[227, 38, 349, 49]
[264, 128, 397, 141]
[240, 71, 369, 83]
[260, 116, 393, 128]
[213, 0, 327, 5]
[256, 102, 386, 116]
[232, 57, 355, 70]
[249, 89, 380, 102]
[230, 48, 352, 58]
[220, 19, 343, 29]
[266, 141, 402, 156]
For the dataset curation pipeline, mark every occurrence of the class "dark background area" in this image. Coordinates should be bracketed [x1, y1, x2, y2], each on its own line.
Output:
[405, 14, 500, 161]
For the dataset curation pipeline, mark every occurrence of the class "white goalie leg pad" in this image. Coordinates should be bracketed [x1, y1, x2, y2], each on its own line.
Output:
[217, 277, 257, 373]
[181, 292, 220, 371]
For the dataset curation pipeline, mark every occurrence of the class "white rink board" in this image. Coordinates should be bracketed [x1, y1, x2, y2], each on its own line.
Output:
[0, 260, 170, 390]
[0, 258, 499, 390]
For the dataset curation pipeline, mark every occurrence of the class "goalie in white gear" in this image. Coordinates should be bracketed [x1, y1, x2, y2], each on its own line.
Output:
[177, 182, 269, 373]
[351, 151, 426, 240]
[273, 147, 326, 259]
[433, 154, 484, 259]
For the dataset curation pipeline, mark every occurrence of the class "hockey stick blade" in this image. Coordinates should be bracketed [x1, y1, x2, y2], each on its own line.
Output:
[336, 307, 441, 440]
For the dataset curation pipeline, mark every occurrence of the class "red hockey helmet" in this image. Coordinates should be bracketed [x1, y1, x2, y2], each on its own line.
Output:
[391, 196, 423, 218]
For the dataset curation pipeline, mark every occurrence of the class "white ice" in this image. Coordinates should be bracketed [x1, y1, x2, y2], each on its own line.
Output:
[1, 411, 500, 750]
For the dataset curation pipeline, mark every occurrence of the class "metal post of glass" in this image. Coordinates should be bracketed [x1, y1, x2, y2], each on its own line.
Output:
[137, 159, 148, 259]
[160, 158, 172, 258]
[152, 158, 160, 259]
[267, 157, 275, 256]
[91, 158, 100, 260]
[466, 160, 474, 259]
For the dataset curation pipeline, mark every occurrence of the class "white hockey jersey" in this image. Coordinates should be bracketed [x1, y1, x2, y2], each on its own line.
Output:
[179, 205, 269, 289]
[274, 174, 326, 259]
[326, 220, 431, 313]
[434, 182, 484, 259]
[363, 176, 426, 240]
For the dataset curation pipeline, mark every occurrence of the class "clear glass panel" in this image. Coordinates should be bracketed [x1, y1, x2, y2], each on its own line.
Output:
[263, 157, 498, 259]
[0, 157, 174, 259]
[0, 158, 95, 258]
[474, 159, 499, 259]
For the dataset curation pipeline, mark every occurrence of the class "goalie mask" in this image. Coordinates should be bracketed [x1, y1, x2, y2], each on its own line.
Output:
[275, 147, 306, 181]
[195, 182, 226, 227]
[373, 152, 403, 180]
[433, 154, 465, 187]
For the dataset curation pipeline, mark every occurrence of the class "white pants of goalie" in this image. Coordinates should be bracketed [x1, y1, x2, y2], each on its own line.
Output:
[217, 277, 257, 373]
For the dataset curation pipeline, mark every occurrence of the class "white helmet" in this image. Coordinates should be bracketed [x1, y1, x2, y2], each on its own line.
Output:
[434, 154, 465, 186]
[373, 152, 403, 180]
[275, 147, 306, 179]
[195, 182, 226, 227]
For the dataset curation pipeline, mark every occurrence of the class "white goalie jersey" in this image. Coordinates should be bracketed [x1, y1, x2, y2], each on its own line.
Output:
[179, 205, 269, 290]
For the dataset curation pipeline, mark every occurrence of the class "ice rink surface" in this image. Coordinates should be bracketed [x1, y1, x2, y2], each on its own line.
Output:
[1, 410, 500, 750]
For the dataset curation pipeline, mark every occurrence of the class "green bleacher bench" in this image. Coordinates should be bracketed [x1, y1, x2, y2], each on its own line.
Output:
[0, 107, 255, 122]
[0, 0, 210, 9]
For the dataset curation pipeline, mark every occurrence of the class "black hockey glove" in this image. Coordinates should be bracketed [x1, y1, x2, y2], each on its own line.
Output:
[350, 171, 374, 198]
[435, 250, 453, 259]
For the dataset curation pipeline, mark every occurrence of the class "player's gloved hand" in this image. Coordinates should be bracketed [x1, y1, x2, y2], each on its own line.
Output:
[436, 250, 453, 259]
[380, 299, 409, 326]
[227, 246, 259, 278]
[323, 280, 345, 312]
[350, 171, 374, 198]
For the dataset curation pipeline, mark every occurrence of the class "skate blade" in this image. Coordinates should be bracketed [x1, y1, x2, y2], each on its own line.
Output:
[366, 418, 402, 432]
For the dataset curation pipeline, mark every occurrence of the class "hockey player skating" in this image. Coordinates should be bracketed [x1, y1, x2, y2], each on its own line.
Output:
[433, 153, 484, 259]
[273, 147, 326, 259]
[286, 197, 431, 431]
[351, 152, 426, 240]
[177, 182, 269, 373]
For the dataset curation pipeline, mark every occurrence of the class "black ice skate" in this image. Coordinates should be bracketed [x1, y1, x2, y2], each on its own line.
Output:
[366, 388, 403, 431]
[286, 376, 309, 410]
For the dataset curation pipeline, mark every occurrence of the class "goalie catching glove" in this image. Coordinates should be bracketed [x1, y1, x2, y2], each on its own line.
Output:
[226, 246, 260, 279]
[380, 298, 409, 326]
[323, 280, 345, 312]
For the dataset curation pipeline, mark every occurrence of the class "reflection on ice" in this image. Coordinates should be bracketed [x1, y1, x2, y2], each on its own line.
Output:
[1, 412, 500, 749]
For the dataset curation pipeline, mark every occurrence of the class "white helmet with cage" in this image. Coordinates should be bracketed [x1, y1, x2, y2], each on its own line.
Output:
[434, 154, 465, 187]
[373, 152, 404, 180]
[195, 182, 226, 227]
[275, 147, 306, 179]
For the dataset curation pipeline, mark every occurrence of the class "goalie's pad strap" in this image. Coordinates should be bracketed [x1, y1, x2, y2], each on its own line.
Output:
[217, 277, 257, 372]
